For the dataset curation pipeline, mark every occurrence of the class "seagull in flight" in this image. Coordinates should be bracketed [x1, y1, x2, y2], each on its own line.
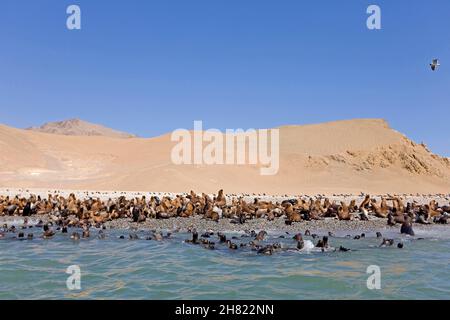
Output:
[430, 59, 440, 71]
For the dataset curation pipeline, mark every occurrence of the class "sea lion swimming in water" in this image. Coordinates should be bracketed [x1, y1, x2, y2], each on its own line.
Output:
[316, 236, 329, 249]
[218, 233, 227, 243]
[203, 241, 215, 250]
[71, 232, 80, 240]
[42, 224, 55, 239]
[129, 233, 139, 240]
[293, 233, 304, 249]
[226, 240, 238, 250]
[186, 231, 199, 244]
[255, 231, 267, 241]
[152, 232, 163, 241]
[98, 230, 106, 239]
[400, 216, 415, 236]
[257, 245, 274, 255]
[82, 226, 90, 238]
[380, 238, 394, 247]
[293, 233, 303, 241]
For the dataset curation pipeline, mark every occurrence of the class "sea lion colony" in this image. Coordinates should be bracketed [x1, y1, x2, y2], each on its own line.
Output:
[1, 189, 448, 254]
[0, 190, 449, 226]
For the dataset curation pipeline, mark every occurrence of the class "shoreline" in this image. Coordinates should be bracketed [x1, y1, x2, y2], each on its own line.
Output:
[1, 187, 449, 235]
[1, 214, 448, 236]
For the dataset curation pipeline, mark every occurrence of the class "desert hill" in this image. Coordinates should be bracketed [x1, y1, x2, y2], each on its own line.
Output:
[26, 118, 135, 139]
[1, 118, 449, 195]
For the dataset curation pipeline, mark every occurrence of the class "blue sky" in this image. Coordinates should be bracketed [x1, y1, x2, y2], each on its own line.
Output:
[0, 0, 449, 156]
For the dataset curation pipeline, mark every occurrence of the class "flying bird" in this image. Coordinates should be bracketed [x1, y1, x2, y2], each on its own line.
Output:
[430, 59, 440, 71]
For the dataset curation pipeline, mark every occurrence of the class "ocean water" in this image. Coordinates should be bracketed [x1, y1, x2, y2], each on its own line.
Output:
[1, 223, 450, 300]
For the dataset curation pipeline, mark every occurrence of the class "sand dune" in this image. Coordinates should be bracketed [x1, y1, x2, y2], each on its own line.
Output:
[1, 118, 449, 195]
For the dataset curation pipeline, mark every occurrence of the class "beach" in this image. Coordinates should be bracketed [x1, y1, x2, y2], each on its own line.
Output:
[1, 187, 449, 234]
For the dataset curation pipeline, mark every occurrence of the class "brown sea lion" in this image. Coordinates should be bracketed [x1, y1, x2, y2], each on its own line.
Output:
[338, 202, 351, 220]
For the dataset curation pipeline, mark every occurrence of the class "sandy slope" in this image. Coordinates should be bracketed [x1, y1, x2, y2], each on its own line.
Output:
[1, 119, 449, 194]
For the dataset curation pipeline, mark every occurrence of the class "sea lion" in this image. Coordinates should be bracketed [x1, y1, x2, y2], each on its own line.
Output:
[400, 217, 415, 236]
[293, 233, 303, 241]
[359, 195, 371, 211]
[359, 208, 370, 221]
[218, 233, 227, 243]
[337, 202, 351, 220]
[6, 205, 17, 216]
[71, 232, 80, 240]
[255, 231, 267, 241]
[257, 245, 273, 255]
[203, 242, 215, 250]
[22, 202, 32, 217]
[380, 238, 394, 247]
[129, 233, 139, 240]
[82, 226, 90, 238]
[43, 224, 55, 239]
[388, 213, 405, 226]
[98, 230, 106, 239]
[186, 231, 199, 244]
[316, 236, 329, 249]
[434, 214, 448, 224]
[227, 240, 238, 250]
[293, 238, 304, 249]
[132, 207, 146, 223]
[153, 232, 163, 241]
[215, 189, 227, 207]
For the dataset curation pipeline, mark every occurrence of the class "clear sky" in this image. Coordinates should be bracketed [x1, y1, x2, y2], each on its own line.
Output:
[1, 0, 449, 156]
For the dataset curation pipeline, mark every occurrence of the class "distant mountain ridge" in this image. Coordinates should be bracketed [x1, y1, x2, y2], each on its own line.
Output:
[26, 118, 135, 139]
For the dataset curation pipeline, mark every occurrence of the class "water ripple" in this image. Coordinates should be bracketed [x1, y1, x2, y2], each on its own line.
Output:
[1, 230, 450, 299]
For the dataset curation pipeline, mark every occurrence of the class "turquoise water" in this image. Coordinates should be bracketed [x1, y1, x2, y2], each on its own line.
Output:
[1, 224, 450, 300]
